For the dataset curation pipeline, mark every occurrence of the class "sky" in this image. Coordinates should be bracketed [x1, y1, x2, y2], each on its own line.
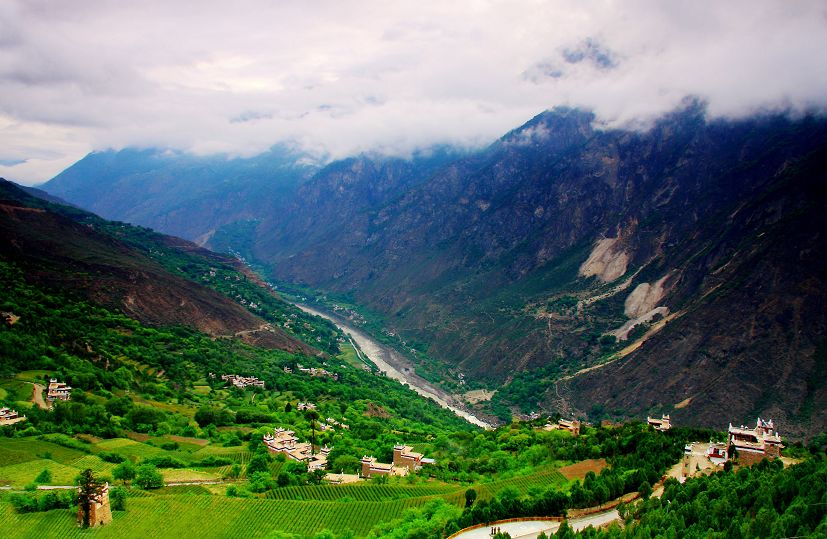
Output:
[1, 1, 826, 185]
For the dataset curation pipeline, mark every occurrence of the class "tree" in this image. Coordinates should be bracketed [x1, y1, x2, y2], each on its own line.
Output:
[225, 463, 241, 480]
[639, 480, 652, 500]
[309, 469, 326, 485]
[76, 469, 105, 528]
[35, 468, 52, 484]
[112, 460, 136, 485]
[134, 464, 164, 489]
[331, 455, 360, 474]
[465, 488, 478, 508]
[109, 486, 127, 511]
[246, 453, 270, 475]
[305, 410, 320, 453]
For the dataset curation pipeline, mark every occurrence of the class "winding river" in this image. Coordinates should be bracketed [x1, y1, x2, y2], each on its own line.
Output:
[295, 304, 493, 429]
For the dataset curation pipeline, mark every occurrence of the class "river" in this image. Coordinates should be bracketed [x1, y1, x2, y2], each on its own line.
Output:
[294, 304, 493, 429]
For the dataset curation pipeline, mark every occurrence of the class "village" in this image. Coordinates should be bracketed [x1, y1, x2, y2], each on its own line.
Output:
[542, 413, 787, 477]
[261, 426, 435, 483]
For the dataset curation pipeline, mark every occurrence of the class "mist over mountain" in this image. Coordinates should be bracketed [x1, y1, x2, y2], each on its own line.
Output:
[43, 104, 827, 436]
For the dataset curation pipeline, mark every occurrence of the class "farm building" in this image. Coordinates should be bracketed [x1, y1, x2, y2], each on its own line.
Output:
[706, 443, 729, 465]
[47, 379, 71, 401]
[262, 428, 330, 471]
[360, 445, 432, 478]
[728, 418, 783, 465]
[544, 418, 581, 436]
[647, 414, 671, 431]
[0, 407, 25, 425]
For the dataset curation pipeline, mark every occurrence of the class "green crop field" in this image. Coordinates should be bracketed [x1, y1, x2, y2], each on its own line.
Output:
[0, 439, 89, 465]
[68, 455, 116, 476]
[265, 482, 459, 502]
[0, 459, 81, 486]
[475, 466, 568, 499]
[0, 494, 432, 538]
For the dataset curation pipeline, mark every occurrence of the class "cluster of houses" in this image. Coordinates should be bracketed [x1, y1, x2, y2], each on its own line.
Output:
[323, 417, 349, 431]
[297, 402, 317, 411]
[671, 416, 785, 466]
[360, 445, 435, 478]
[0, 407, 25, 425]
[296, 364, 339, 381]
[220, 374, 265, 389]
[46, 379, 71, 402]
[262, 428, 331, 471]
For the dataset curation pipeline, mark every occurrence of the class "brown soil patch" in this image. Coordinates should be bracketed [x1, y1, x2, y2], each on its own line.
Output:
[463, 389, 495, 404]
[167, 435, 209, 446]
[364, 402, 391, 418]
[125, 431, 151, 442]
[675, 397, 692, 409]
[558, 458, 607, 480]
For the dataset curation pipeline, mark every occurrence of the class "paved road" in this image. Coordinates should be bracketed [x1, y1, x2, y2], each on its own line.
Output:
[570, 509, 620, 531]
[454, 520, 561, 539]
[454, 509, 621, 539]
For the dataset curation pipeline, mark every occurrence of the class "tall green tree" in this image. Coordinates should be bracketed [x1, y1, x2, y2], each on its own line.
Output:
[76, 468, 105, 529]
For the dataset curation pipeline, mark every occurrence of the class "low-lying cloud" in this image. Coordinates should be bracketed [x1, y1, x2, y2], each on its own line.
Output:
[1, 0, 826, 184]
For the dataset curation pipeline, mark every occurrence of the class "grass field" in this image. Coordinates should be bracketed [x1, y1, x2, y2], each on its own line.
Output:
[14, 370, 51, 383]
[0, 379, 33, 404]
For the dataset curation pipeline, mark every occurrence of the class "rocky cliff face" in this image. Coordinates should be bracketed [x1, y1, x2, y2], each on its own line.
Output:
[42, 105, 827, 435]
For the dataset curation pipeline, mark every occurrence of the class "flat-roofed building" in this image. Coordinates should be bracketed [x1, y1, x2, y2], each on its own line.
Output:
[647, 414, 671, 431]
[47, 379, 71, 401]
[728, 418, 783, 465]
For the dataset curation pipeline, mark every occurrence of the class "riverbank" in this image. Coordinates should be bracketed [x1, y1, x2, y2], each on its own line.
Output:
[294, 304, 493, 429]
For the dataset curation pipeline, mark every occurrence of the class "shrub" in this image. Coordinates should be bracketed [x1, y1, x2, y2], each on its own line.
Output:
[145, 455, 187, 468]
[110, 486, 127, 511]
[35, 468, 52, 484]
[99, 451, 125, 463]
[134, 464, 164, 489]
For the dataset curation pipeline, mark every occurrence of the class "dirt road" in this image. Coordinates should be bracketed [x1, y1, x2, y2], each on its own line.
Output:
[31, 383, 48, 409]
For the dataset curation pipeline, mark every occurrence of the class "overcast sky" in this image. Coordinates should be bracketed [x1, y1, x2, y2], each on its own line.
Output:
[1, 1, 826, 185]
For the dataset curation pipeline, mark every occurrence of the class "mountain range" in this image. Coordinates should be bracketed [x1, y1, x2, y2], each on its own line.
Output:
[41, 103, 827, 437]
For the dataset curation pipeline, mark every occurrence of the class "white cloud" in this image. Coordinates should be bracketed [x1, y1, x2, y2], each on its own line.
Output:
[1, 0, 826, 184]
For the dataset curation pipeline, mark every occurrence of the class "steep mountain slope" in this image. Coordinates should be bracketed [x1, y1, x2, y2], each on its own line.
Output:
[247, 106, 827, 435]
[41, 105, 827, 435]
[43, 146, 317, 243]
[0, 179, 318, 355]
